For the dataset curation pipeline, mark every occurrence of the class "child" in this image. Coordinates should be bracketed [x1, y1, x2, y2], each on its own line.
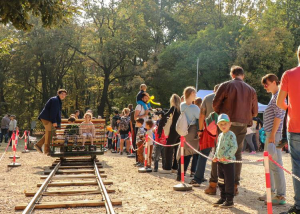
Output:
[80, 113, 95, 151]
[64, 117, 79, 150]
[145, 120, 154, 169]
[213, 114, 238, 208]
[153, 126, 166, 172]
[106, 128, 114, 150]
[136, 84, 151, 111]
[135, 118, 145, 167]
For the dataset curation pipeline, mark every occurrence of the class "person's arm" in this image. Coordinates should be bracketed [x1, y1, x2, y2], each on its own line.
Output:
[213, 83, 226, 114]
[134, 109, 140, 120]
[252, 91, 258, 117]
[164, 106, 175, 117]
[276, 90, 288, 110]
[49, 98, 59, 127]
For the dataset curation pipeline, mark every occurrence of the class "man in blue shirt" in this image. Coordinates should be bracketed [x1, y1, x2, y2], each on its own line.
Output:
[35, 89, 67, 155]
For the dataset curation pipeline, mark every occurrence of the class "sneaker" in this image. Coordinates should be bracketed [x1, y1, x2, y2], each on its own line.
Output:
[220, 200, 234, 208]
[250, 151, 256, 155]
[34, 144, 43, 153]
[280, 205, 300, 214]
[189, 179, 200, 187]
[213, 198, 225, 207]
[258, 192, 276, 201]
[271, 195, 286, 205]
[153, 168, 158, 172]
[202, 178, 208, 182]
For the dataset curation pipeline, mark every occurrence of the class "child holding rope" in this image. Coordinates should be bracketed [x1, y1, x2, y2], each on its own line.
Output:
[213, 114, 238, 208]
[135, 118, 145, 167]
[145, 120, 154, 169]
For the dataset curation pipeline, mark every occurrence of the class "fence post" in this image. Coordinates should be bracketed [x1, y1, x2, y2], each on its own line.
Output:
[264, 151, 272, 214]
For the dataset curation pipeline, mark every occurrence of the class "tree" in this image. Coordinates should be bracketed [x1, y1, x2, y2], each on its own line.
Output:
[0, 0, 77, 30]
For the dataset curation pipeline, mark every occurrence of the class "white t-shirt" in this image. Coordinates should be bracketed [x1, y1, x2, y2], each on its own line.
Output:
[135, 104, 148, 127]
[146, 129, 154, 146]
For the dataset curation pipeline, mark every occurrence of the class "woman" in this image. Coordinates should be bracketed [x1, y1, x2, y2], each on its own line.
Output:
[118, 108, 131, 155]
[176, 86, 200, 181]
[258, 74, 286, 205]
[160, 94, 181, 174]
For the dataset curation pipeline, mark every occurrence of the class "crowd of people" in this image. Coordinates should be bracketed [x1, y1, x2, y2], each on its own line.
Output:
[107, 47, 300, 213]
[0, 114, 18, 145]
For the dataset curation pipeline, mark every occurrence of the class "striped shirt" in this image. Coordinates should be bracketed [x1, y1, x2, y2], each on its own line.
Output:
[263, 92, 286, 133]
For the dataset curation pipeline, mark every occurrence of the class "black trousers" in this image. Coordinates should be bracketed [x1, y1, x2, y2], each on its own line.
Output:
[0, 128, 8, 143]
[218, 162, 235, 201]
[164, 131, 180, 170]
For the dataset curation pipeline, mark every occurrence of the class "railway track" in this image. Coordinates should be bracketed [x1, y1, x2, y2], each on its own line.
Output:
[15, 157, 121, 213]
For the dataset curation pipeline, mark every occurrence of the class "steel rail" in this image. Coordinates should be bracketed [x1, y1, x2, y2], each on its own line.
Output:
[22, 162, 61, 214]
[94, 160, 115, 214]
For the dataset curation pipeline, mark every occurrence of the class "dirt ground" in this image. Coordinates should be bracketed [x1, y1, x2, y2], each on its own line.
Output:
[0, 139, 295, 214]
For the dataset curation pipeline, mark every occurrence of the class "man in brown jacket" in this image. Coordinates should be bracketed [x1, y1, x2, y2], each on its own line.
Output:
[204, 66, 258, 196]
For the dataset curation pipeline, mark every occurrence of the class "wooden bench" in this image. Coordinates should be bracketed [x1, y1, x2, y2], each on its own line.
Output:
[49, 119, 106, 158]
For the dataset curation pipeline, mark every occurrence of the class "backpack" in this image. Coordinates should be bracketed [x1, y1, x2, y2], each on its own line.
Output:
[176, 107, 191, 136]
[259, 127, 266, 144]
[119, 116, 130, 131]
[163, 108, 175, 136]
[205, 112, 219, 136]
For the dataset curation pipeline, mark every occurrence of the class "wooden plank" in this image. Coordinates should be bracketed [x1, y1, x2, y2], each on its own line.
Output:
[40, 174, 107, 179]
[37, 180, 113, 187]
[15, 199, 122, 210]
[55, 159, 100, 162]
[50, 165, 103, 169]
[53, 162, 103, 167]
[44, 169, 105, 175]
[25, 188, 115, 196]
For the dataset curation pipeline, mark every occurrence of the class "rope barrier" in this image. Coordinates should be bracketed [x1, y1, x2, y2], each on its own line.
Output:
[148, 136, 180, 147]
[0, 137, 12, 162]
[184, 139, 264, 164]
[268, 154, 300, 183]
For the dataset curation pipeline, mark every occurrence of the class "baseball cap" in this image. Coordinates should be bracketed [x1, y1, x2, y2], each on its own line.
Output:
[217, 114, 230, 124]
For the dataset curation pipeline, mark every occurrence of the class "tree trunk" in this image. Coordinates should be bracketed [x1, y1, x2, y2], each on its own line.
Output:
[97, 70, 110, 117]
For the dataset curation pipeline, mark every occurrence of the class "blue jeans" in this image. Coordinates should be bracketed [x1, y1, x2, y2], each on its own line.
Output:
[137, 100, 151, 110]
[265, 132, 286, 196]
[288, 132, 300, 208]
[193, 147, 212, 183]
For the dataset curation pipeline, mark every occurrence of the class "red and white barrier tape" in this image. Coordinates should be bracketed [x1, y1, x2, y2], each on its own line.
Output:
[148, 136, 180, 147]
[0, 137, 12, 162]
[184, 139, 263, 164]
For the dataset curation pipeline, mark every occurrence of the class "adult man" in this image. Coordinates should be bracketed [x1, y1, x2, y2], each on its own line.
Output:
[133, 94, 149, 164]
[277, 46, 300, 214]
[35, 89, 67, 155]
[189, 84, 219, 187]
[134, 94, 149, 125]
[211, 66, 258, 195]
[0, 114, 10, 144]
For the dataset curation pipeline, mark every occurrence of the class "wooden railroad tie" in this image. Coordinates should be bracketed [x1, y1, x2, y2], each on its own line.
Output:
[37, 180, 113, 187]
[40, 174, 107, 179]
[44, 169, 105, 175]
[25, 188, 115, 196]
[15, 200, 122, 210]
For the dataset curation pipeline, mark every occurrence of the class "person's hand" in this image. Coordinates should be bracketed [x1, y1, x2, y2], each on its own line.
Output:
[53, 123, 57, 128]
[197, 131, 203, 138]
[269, 134, 275, 144]
[213, 158, 218, 162]
[220, 157, 226, 162]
